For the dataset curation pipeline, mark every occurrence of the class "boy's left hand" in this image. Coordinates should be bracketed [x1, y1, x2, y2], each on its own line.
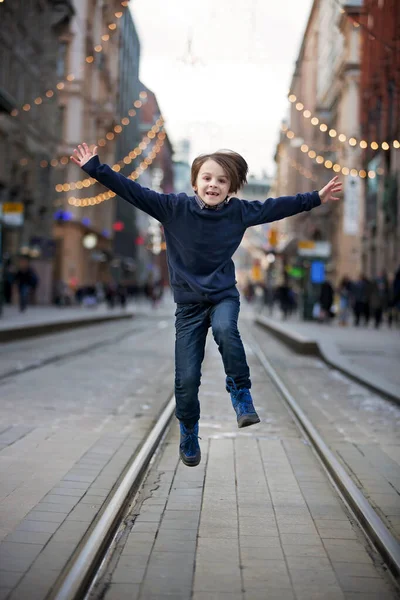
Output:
[318, 176, 343, 203]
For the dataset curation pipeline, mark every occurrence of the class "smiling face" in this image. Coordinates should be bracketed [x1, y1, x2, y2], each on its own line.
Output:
[194, 159, 231, 206]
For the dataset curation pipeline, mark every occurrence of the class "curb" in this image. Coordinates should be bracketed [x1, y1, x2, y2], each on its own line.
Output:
[0, 312, 134, 343]
[255, 315, 400, 406]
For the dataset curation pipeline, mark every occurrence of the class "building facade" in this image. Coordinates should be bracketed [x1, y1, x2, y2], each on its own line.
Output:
[112, 7, 142, 283]
[360, 0, 400, 280]
[0, 0, 74, 303]
[53, 0, 125, 293]
[274, 0, 364, 287]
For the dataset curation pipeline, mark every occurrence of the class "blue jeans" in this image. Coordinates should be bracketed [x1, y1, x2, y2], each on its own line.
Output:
[174, 297, 251, 426]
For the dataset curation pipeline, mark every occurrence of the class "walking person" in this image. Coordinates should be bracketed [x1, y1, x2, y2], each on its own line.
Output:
[71, 143, 342, 467]
[319, 279, 334, 323]
[338, 276, 352, 326]
[14, 257, 39, 312]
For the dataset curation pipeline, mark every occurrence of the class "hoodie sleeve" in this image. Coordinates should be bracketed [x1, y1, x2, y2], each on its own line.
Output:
[240, 191, 321, 228]
[81, 155, 177, 223]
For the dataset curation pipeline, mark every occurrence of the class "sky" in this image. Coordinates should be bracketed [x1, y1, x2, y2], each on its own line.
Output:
[130, 0, 314, 177]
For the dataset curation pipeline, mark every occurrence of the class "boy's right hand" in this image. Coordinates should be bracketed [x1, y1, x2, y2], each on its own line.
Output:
[70, 143, 98, 167]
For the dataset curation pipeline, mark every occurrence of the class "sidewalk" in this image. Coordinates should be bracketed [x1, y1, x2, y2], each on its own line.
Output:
[0, 298, 176, 343]
[254, 306, 400, 404]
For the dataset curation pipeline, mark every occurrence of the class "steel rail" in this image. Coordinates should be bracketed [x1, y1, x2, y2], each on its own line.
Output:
[51, 394, 176, 600]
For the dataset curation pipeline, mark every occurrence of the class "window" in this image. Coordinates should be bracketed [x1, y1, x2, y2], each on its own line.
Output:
[57, 41, 68, 78]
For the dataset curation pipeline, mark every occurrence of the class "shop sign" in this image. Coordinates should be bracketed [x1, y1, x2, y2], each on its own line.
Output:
[2, 202, 24, 226]
[297, 240, 331, 257]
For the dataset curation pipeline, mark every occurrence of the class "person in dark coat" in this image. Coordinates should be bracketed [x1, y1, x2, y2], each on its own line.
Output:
[14, 257, 38, 312]
[319, 280, 334, 322]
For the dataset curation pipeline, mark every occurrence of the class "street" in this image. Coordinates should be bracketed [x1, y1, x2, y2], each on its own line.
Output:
[0, 305, 399, 599]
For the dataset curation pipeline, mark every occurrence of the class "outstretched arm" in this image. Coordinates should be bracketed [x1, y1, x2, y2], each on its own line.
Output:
[241, 177, 342, 227]
[70, 143, 176, 223]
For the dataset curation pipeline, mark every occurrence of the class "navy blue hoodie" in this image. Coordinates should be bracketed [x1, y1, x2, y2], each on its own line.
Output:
[82, 156, 321, 304]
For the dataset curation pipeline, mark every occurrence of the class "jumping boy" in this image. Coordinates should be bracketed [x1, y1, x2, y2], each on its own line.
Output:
[71, 143, 342, 467]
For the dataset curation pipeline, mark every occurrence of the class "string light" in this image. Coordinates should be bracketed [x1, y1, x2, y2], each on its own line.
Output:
[288, 94, 399, 151]
[281, 125, 377, 178]
[10, 0, 129, 119]
[20, 92, 147, 170]
[67, 135, 165, 207]
[56, 115, 162, 191]
[278, 151, 318, 183]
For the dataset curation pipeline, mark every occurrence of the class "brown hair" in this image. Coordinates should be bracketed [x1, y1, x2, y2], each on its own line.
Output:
[191, 150, 248, 194]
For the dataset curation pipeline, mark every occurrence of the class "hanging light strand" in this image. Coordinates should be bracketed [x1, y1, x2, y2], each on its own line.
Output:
[287, 94, 399, 152]
[10, 0, 129, 119]
[56, 111, 160, 192]
[21, 91, 148, 170]
[281, 125, 380, 179]
[68, 132, 166, 207]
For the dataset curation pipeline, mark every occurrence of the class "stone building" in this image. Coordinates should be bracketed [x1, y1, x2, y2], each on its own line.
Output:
[274, 0, 364, 286]
[360, 0, 400, 280]
[53, 0, 126, 292]
[0, 0, 74, 303]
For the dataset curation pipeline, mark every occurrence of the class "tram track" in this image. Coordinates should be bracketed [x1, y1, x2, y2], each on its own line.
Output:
[0, 320, 164, 383]
[45, 330, 400, 600]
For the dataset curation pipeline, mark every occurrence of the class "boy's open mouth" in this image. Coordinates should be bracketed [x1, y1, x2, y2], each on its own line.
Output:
[206, 192, 219, 196]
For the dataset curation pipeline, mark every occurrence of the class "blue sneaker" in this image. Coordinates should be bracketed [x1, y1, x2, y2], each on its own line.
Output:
[179, 422, 201, 467]
[227, 377, 260, 428]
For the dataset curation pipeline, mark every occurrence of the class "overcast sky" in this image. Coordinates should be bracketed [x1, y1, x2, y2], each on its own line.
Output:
[130, 0, 314, 177]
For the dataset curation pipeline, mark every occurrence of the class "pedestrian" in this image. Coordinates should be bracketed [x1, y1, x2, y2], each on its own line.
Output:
[353, 274, 371, 326]
[337, 276, 352, 326]
[319, 279, 334, 323]
[369, 278, 384, 329]
[13, 256, 39, 312]
[71, 143, 342, 467]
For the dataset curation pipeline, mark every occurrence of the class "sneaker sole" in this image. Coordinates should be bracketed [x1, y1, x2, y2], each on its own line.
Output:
[237, 414, 261, 428]
[179, 451, 201, 467]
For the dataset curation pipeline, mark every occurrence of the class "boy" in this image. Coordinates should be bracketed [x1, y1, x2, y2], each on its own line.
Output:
[71, 143, 342, 467]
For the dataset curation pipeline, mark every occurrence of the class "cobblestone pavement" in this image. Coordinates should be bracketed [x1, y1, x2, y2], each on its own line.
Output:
[0, 317, 175, 599]
[93, 322, 399, 600]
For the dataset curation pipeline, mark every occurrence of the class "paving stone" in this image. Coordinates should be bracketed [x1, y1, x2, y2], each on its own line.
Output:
[337, 575, 394, 594]
[0, 542, 43, 572]
[0, 569, 23, 588]
[192, 594, 242, 600]
[322, 539, 373, 564]
[50, 520, 89, 543]
[331, 561, 383, 578]
[244, 591, 295, 600]
[241, 541, 284, 561]
[104, 583, 140, 600]
[25, 510, 66, 524]
[8, 567, 59, 600]
[112, 564, 147, 584]
[294, 586, 345, 600]
[289, 567, 339, 586]
[4, 530, 53, 545]
[67, 503, 101, 521]
[283, 544, 330, 558]
[153, 536, 196, 553]
[193, 563, 241, 593]
[285, 555, 333, 570]
[156, 529, 197, 542]
[32, 502, 71, 514]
